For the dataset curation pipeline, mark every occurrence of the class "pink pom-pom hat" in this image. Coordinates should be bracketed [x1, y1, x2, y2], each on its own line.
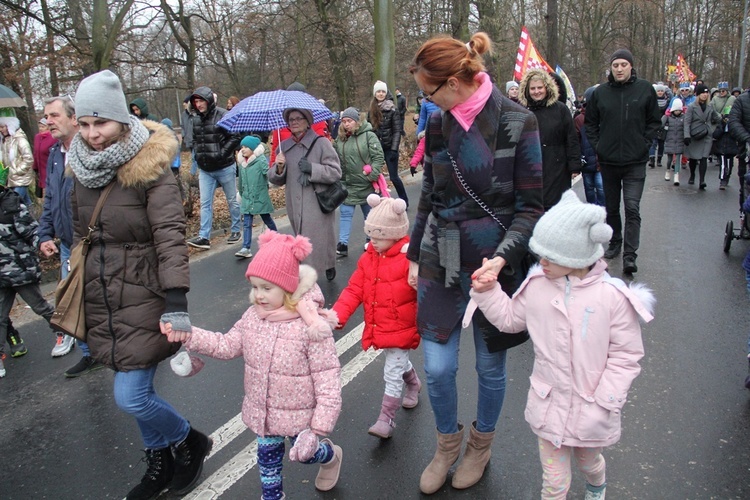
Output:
[245, 231, 313, 292]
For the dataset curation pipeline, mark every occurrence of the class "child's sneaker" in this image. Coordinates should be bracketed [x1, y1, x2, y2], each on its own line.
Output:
[7, 326, 27, 357]
[585, 482, 606, 500]
[234, 247, 252, 259]
[0, 353, 6, 378]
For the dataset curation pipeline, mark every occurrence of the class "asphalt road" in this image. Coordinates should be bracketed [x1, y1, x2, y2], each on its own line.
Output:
[2, 162, 750, 499]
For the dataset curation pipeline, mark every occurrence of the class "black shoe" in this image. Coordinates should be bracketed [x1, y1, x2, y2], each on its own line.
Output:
[65, 355, 104, 378]
[699, 183, 707, 190]
[603, 241, 622, 260]
[688, 177, 695, 185]
[649, 158, 655, 168]
[623, 256, 638, 274]
[226, 232, 241, 244]
[336, 242, 348, 256]
[657, 162, 663, 168]
[326, 267, 336, 281]
[6, 325, 27, 358]
[170, 428, 212, 495]
[187, 237, 210, 250]
[126, 448, 174, 500]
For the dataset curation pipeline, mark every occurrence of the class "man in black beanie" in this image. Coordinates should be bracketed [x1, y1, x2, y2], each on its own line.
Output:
[584, 48, 661, 274]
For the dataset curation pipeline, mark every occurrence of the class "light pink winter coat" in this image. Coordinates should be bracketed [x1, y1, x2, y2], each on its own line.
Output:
[464, 260, 653, 449]
[185, 265, 342, 438]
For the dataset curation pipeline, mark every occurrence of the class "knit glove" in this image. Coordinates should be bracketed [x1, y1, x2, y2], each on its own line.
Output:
[170, 351, 205, 377]
[410, 167, 417, 176]
[289, 429, 319, 462]
[683, 137, 691, 146]
[298, 157, 313, 174]
[160, 312, 192, 333]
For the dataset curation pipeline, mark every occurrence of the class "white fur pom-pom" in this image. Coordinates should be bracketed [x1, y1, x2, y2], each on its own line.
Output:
[367, 193, 382, 208]
[170, 351, 205, 377]
[590, 222, 613, 244]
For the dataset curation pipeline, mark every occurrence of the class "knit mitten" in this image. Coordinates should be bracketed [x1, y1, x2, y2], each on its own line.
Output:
[170, 351, 205, 377]
[160, 311, 192, 332]
[289, 429, 319, 462]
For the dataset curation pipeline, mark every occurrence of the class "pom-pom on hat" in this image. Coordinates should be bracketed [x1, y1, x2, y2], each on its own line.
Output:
[245, 231, 313, 293]
[341, 107, 360, 122]
[373, 80, 388, 96]
[364, 193, 409, 240]
[241, 135, 261, 150]
[609, 48, 634, 66]
[74, 70, 130, 124]
[529, 190, 613, 269]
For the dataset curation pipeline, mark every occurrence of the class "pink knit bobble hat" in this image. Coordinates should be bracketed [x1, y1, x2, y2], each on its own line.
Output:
[364, 194, 409, 240]
[245, 231, 312, 292]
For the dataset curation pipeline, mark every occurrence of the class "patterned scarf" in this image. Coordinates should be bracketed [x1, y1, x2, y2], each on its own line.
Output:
[68, 115, 149, 189]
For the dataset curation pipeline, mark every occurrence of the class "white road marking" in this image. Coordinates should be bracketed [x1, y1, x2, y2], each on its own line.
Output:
[184, 323, 378, 499]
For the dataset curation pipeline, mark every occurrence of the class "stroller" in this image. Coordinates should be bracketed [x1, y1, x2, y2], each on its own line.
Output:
[723, 146, 750, 252]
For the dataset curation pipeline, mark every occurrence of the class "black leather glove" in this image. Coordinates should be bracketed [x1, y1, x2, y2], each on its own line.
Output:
[683, 137, 691, 146]
[298, 157, 312, 174]
[410, 167, 417, 176]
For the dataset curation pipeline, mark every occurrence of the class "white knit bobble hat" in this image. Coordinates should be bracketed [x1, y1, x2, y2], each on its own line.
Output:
[529, 191, 613, 268]
[373, 80, 388, 96]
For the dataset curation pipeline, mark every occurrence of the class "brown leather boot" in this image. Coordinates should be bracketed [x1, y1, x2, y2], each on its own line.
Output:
[451, 421, 494, 489]
[419, 424, 464, 494]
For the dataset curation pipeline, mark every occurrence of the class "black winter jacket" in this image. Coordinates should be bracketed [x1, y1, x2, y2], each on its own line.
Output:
[369, 99, 402, 152]
[189, 87, 241, 172]
[729, 90, 750, 145]
[584, 70, 661, 167]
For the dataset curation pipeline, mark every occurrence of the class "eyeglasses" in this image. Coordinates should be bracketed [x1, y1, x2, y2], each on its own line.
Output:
[288, 117, 307, 123]
[424, 79, 448, 102]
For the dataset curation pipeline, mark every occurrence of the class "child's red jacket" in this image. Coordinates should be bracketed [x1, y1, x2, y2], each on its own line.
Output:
[333, 236, 419, 350]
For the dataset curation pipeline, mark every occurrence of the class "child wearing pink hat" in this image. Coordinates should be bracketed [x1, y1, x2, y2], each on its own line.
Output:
[160, 231, 343, 499]
[332, 194, 421, 439]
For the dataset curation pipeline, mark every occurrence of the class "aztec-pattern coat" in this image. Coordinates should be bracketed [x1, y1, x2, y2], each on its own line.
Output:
[407, 85, 544, 351]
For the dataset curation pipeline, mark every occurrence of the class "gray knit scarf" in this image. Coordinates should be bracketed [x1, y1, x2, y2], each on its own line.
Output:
[68, 115, 149, 189]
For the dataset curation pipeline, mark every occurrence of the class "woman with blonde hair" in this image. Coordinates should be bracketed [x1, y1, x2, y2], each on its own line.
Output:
[408, 32, 543, 493]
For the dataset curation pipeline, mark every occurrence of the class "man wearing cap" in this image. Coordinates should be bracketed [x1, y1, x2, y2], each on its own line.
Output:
[186, 86, 242, 250]
[584, 48, 661, 274]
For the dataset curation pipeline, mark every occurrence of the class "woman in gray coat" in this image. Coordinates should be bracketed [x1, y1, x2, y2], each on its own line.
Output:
[684, 83, 721, 189]
[269, 108, 342, 280]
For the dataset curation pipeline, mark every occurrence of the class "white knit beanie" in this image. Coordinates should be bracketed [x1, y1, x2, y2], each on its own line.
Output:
[373, 80, 388, 96]
[529, 191, 613, 268]
[364, 194, 409, 240]
[75, 70, 130, 124]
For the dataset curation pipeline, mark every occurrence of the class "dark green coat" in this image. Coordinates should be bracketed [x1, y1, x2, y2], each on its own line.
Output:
[238, 151, 274, 215]
[334, 122, 384, 205]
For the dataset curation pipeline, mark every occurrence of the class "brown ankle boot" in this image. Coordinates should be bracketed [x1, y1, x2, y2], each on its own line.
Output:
[451, 421, 494, 489]
[419, 424, 464, 494]
[314, 439, 342, 492]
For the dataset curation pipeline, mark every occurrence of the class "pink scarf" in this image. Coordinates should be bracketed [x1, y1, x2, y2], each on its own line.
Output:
[451, 72, 492, 132]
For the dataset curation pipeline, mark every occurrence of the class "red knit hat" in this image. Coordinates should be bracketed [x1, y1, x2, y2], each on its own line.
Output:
[245, 231, 312, 292]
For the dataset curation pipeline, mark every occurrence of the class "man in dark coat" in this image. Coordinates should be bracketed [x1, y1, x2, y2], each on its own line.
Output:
[585, 48, 661, 274]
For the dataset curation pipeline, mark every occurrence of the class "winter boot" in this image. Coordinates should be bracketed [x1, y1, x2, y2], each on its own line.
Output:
[648, 156, 655, 168]
[170, 427, 213, 495]
[673, 172, 680, 186]
[402, 368, 422, 409]
[451, 421, 495, 489]
[657, 158, 663, 168]
[664, 169, 671, 181]
[315, 439, 343, 491]
[419, 424, 464, 495]
[368, 394, 401, 439]
[585, 482, 607, 499]
[126, 447, 174, 500]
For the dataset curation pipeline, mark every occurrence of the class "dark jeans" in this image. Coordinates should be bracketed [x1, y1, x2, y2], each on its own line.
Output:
[0, 284, 55, 352]
[600, 163, 646, 259]
[384, 150, 408, 205]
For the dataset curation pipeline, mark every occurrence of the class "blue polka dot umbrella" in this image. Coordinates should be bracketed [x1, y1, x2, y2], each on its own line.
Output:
[217, 89, 332, 133]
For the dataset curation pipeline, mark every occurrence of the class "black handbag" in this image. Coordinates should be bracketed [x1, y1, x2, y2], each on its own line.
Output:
[305, 136, 348, 214]
[690, 120, 709, 140]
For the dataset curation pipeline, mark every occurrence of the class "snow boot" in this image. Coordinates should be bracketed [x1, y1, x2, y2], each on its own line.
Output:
[315, 439, 342, 491]
[419, 424, 464, 494]
[648, 156, 655, 168]
[170, 427, 213, 495]
[402, 368, 422, 409]
[673, 172, 680, 186]
[452, 421, 495, 489]
[126, 447, 174, 500]
[368, 394, 401, 439]
[664, 169, 671, 181]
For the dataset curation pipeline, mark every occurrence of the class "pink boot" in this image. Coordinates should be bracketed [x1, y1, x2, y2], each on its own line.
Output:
[402, 368, 422, 409]
[368, 394, 401, 439]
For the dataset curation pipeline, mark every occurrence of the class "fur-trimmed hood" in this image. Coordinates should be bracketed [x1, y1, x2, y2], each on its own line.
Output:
[519, 69, 559, 108]
[116, 121, 178, 188]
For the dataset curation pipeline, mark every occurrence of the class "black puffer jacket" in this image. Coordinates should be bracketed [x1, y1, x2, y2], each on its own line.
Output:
[729, 90, 750, 145]
[190, 87, 241, 172]
[369, 98, 402, 152]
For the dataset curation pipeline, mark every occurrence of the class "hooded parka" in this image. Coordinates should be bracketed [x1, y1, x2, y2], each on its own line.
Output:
[70, 121, 188, 371]
[334, 121, 384, 205]
[0, 118, 34, 188]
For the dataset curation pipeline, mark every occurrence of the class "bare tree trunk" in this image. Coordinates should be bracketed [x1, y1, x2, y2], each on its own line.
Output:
[39, 0, 58, 95]
[450, 0, 469, 40]
[546, 0, 558, 68]
[373, 0, 396, 90]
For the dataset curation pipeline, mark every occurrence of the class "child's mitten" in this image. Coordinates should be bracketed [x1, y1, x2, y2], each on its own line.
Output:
[170, 351, 205, 377]
[289, 429, 319, 462]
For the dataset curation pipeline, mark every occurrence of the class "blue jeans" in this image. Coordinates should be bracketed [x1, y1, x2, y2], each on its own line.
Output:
[338, 203, 371, 245]
[190, 151, 199, 175]
[600, 163, 646, 259]
[243, 213, 277, 249]
[13, 186, 32, 207]
[198, 165, 241, 239]
[582, 171, 605, 206]
[113, 365, 190, 449]
[422, 322, 508, 434]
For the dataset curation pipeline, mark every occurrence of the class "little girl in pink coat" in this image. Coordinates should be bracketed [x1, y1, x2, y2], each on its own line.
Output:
[464, 190, 654, 500]
[161, 231, 342, 500]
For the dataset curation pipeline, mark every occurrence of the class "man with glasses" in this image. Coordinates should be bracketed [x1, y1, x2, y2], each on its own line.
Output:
[585, 48, 661, 275]
[186, 86, 242, 250]
[711, 81, 736, 116]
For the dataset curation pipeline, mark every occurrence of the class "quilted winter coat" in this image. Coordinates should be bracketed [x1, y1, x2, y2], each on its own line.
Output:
[70, 121, 188, 371]
[465, 260, 652, 448]
[334, 121, 384, 206]
[332, 237, 419, 350]
[0, 123, 34, 188]
[185, 265, 342, 438]
[237, 144, 275, 215]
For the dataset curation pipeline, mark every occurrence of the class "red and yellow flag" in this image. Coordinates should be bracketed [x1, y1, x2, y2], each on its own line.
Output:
[675, 54, 696, 83]
[514, 27, 553, 82]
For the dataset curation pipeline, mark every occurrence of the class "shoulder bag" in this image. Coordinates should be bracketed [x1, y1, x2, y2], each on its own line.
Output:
[50, 182, 115, 341]
[308, 136, 348, 214]
[689, 112, 709, 140]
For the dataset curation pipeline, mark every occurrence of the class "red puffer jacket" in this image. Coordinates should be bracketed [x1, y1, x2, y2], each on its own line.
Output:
[333, 236, 419, 350]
